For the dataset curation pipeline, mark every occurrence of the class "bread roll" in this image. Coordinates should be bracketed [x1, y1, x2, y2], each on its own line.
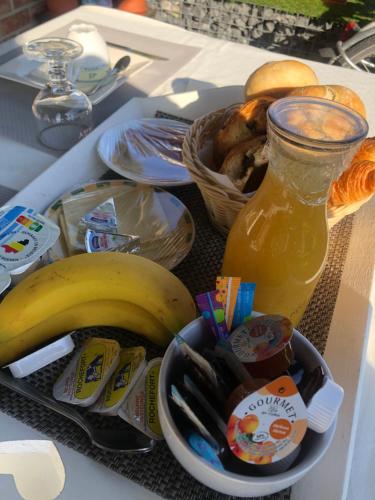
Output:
[219, 136, 267, 192]
[214, 96, 275, 163]
[288, 85, 366, 118]
[244, 60, 318, 100]
[329, 137, 375, 207]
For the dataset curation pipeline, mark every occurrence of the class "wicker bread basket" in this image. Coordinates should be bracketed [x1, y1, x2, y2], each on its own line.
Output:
[183, 106, 372, 234]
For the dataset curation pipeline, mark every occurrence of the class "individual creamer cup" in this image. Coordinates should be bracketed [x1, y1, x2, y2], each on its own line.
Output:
[80, 197, 118, 233]
[0, 272, 11, 294]
[227, 375, 308, 465]
[229, 315, 294, 380]
[6, 334, 75, 378]
[53, 337, 120, 407]
[0, 206, 60, 274]
[307, 377, 344, 433]
[90, 346, 146, 415]
[85, 229, 140, 254]
[118, 358, 163, 440]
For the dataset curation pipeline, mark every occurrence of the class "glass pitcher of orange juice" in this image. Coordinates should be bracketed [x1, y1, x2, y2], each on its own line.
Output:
[222, 97, 368, 325]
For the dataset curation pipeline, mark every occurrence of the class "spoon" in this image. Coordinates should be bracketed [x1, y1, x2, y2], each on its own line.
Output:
[0, 369, 154, 454]
[88, 55, 131, 95]
[112, 55, 132, 74]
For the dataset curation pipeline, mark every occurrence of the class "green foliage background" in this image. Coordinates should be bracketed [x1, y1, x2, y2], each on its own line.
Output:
[236, 0, 374, 22]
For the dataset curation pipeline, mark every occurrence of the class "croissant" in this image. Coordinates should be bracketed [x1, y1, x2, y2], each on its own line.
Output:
[329, 137, 375, 207]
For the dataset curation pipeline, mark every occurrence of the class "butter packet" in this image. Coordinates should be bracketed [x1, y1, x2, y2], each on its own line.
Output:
[85, 229, 140, 254]
[80, 197, 118, 232]
[53, 337, 120, 407]
[90, 346, 146, 415]
[118, 357, 163, 440]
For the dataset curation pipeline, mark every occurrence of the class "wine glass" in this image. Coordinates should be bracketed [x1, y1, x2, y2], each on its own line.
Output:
[24, 37, 93, 151]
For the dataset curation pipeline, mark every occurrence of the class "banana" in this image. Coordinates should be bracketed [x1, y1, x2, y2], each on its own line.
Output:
[0, 253, 196, 365]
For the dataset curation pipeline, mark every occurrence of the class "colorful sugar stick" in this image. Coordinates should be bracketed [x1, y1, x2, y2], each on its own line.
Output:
[225, 277, 241, 331]
[196, 290, 229, 340]
[215, 276, 230, 310]
[232, 282, 256, 329]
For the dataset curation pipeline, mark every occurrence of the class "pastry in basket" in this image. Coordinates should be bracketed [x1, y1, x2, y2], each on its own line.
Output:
[244, 60, 319, 100]
[288, 85, 366, 118]
[219, 136, 268, 192]
[329, 137, 375, 207]
[214, 96, 275, 163]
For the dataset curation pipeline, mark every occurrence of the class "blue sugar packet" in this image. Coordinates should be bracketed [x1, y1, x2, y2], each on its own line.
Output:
[232, 282, 256, 330]
[187, 432, 225, 471]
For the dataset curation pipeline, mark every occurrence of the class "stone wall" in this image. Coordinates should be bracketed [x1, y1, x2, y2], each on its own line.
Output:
[148, 0, 343, 61]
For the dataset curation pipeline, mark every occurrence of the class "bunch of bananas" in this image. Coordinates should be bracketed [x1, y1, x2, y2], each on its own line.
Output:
[0, 253, 196, 366]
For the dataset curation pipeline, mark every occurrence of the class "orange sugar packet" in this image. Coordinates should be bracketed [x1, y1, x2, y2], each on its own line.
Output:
[216, 276, 241, 331]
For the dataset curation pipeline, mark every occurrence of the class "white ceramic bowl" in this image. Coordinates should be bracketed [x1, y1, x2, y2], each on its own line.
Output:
[158, 317, 337, 497]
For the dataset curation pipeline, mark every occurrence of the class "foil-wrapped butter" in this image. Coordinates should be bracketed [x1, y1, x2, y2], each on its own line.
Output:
[90, 346, 146, 415]
[118, 357, 163, 440]
[53, 337, 120, 407]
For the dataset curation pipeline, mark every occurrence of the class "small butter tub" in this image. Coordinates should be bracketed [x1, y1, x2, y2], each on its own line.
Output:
[119, 357, 163, 440]
[53, 337, 120, 407]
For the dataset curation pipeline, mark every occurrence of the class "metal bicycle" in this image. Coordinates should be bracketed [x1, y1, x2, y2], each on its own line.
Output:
[329, 21, 375, 73]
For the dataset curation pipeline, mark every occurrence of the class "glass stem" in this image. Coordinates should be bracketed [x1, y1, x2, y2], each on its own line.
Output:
[48, 61, 69, 92]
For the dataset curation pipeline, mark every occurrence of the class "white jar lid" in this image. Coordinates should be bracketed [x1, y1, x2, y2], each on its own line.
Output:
[307, 378, 344, 433]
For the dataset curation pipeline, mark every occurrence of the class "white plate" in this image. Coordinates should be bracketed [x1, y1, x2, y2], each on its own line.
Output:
[97, 118, 193, 186]
[9, 87, 244, 210]
[44, 180, 195, 270]
[0, 44, 151, 106]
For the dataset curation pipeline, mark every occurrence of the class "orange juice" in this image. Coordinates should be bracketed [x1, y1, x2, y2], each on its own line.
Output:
[222, 170, 327, 325]
[222, 97, 368, 325]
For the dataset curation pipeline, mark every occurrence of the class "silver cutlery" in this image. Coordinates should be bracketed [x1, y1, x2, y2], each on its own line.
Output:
[0, 369, 154, 454]
[88, 55, 131, 95]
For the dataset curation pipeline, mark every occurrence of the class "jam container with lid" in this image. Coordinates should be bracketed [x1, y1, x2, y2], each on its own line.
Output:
[226, 373, 344, 467]
[227, 375, 308, 466]
[229, 315, 294, 379]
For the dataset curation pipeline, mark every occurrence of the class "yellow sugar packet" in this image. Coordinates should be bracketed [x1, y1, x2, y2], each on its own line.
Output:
[216, 276, 241, 331]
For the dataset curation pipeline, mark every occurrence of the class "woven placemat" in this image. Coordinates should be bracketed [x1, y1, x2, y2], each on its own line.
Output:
[0, 182, 353, 500]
